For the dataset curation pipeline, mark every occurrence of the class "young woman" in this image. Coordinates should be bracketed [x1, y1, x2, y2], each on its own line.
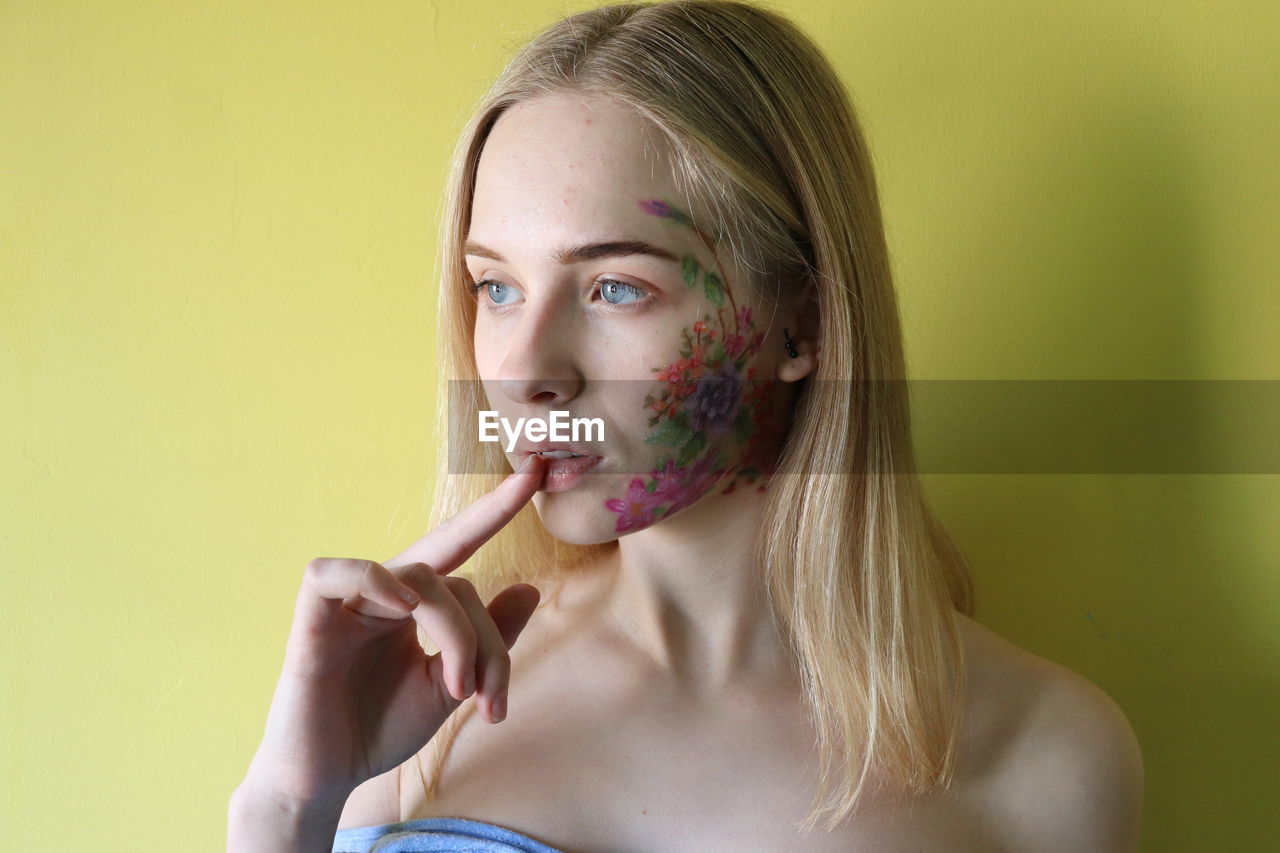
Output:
[228, 2, 1144, 851]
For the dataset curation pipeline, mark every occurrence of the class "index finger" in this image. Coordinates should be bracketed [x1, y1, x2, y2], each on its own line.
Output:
[383, 453, 545, 576]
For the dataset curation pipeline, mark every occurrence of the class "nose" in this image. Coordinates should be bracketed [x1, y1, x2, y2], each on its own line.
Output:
[486, 289, 585, 408]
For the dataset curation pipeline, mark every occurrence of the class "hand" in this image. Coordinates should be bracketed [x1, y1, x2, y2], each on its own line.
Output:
[241, 454, 546, 806]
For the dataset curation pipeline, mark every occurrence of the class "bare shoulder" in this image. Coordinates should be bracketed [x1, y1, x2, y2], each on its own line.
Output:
[336, 765, 401, 831]
[955, 613, 1145, 853]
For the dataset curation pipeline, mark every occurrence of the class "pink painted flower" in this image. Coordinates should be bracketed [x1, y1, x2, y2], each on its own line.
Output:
[660, 455, 727, 516]
[604, 478, 665, 533]
[649, 458, 688, 499]
[736, 306, 753, 329]
[723, 333, 745, 358]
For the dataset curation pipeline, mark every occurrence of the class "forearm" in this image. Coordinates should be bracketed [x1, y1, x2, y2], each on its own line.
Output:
[227, 778, 349, 853]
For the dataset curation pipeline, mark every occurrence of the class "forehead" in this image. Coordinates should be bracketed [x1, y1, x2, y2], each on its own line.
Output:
[469, 93, 690, 249]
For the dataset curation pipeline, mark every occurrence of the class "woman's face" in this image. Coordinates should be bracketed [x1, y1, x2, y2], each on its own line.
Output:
[466, 92, 805, 544]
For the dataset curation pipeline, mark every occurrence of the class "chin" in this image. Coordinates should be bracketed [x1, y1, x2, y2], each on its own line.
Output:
[529, 476, 628, 545]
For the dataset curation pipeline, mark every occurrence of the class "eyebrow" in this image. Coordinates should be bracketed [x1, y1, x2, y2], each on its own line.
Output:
[463, 238, 681, 266]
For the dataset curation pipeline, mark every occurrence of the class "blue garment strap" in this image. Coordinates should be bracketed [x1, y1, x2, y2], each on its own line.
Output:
[332, 816, 567, 853]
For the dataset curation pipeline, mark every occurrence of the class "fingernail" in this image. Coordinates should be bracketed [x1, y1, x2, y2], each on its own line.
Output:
[464, 671, 475, 697]
[398, 586, 419, 605]
[492, 692, 507, 722]
[515, 454, 534, 474]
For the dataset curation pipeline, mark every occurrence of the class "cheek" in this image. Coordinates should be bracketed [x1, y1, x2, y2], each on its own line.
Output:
[601, 304, 786, 533]
[644, 305, 766, 447]
[596, 196, 802, 534]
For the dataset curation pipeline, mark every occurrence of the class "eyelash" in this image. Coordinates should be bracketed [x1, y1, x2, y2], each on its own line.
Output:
[466, 278, 652, 311]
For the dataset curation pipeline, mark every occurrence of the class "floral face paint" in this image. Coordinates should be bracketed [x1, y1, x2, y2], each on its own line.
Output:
[602, 199, 790, 533]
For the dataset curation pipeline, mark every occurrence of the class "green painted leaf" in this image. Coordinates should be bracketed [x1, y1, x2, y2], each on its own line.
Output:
[645, 414, 694, 447]
[676, 432, 707, 467]
[703, 270, 725, 307]
[681, 255, 699, 288]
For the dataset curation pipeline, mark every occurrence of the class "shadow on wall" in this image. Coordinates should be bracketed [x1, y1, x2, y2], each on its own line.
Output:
[897, 15, 1278, 853]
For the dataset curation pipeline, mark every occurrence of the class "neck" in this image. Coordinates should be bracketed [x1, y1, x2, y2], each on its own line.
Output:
[564, 482, 795, 693]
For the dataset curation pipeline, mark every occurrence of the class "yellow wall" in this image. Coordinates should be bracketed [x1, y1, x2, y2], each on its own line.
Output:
[3, 1, 1276, 849]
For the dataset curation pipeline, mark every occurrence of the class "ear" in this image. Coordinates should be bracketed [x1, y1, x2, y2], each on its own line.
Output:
[776, 281, 820, 383]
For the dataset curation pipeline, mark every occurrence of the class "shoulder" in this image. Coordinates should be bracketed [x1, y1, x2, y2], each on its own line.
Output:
[336, 765, 401, 830]
[955, 613, 1145, 853]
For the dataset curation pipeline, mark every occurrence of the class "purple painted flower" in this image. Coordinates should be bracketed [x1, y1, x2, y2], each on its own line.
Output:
[604, 477, 664, 533]
[685, 361, 742, 434]
[637, 198, 694, 228]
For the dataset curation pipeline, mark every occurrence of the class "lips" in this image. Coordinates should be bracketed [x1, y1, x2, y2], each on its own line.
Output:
[529, 451, 603, 493]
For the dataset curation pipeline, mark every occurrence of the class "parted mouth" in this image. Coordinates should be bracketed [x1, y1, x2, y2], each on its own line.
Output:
[514, 441, 601, 459]
[518, 448, 605, 494]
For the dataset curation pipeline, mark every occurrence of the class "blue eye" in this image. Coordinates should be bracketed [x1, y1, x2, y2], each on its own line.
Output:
[468, 280, 522, 305]
[467, 277, 651, 310]
[598, 279, 647, 306]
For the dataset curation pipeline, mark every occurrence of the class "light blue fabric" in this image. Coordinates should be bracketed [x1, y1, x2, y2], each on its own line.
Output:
[331, 816, 566, 853]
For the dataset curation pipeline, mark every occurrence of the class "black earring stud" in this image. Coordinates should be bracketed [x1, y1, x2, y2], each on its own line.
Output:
[783, 328, 799, 359]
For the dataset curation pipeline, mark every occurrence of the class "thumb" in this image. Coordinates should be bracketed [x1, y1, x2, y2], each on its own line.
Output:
[486, 583, 542, 649]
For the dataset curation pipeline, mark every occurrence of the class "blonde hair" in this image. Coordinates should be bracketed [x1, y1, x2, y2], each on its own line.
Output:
[405, 0, 975, 834]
